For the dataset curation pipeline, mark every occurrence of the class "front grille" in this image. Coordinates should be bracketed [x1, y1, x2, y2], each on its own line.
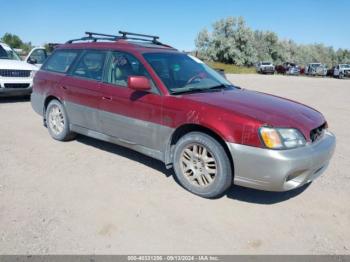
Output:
[4, 83, 30, 89]
[310, 123, 326, 143]
[0, 69, 31, 77]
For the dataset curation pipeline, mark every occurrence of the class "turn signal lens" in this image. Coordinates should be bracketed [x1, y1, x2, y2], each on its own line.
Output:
[259, 127, 306, 149]
[260, 127, 283, 149]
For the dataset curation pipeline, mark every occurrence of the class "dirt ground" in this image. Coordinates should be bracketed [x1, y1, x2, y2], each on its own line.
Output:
[0, 74, 349, 255]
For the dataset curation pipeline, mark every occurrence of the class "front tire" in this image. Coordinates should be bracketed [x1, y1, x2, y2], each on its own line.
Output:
[45, 99, 76, 141]
[173, 132, 232, 198]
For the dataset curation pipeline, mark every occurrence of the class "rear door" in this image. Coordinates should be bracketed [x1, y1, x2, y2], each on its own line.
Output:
[38, 49, 80, 112]
[98, 51, 167, 153]
[60, 50, 107, 132]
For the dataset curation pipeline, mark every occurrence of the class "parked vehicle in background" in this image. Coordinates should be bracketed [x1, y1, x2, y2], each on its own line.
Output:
[25, 47, 48, 68]
[327, 66, 335, 77]
[305, 63, 327, 76]
[275, 64, 285, 74]
[46, 43, 61, 55]
[0, 42, 39, 97]
[333, 64, 350, 79]
[256, 61, 275, 74]
[214, 68, 226, 79]
[287, 65, 301, 75]
[275, 62, 300, 75]
[31, 31, 336, 198]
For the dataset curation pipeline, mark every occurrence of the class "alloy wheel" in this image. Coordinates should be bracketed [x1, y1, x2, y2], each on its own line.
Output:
[180, 143, 217, 187]
[48, 105, 65, 135]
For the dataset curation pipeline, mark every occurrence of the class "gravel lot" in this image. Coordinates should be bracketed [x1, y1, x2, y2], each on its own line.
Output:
[0, 74, 349, 254]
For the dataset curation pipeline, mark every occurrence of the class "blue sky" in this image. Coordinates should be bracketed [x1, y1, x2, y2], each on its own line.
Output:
[1, 0, 349, 51]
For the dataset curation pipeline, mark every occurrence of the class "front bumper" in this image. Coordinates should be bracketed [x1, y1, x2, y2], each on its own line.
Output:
[343, 70, 350, 77]
[0, 77, 33, 97]
[286, 68, 300, 75]
[227, 131, 336, 191]
[260, 67, 275, 73]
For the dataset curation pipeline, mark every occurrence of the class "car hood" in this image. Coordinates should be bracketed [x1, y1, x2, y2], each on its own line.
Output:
[184, 89, 325, 139]
[0, 59, 38, 71]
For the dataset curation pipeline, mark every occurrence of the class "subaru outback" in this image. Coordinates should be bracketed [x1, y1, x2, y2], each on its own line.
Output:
[31, 31, 336, 198]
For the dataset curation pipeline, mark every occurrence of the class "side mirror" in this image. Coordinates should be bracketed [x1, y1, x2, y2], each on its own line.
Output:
[128, 76, 151, 91]
[27, 57, 38, 64]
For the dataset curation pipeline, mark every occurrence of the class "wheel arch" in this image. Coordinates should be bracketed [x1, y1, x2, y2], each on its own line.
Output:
[164, 123, 234, 176]
[43, 95, 62, 125]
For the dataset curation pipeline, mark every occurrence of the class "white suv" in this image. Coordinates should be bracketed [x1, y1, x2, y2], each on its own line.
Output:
[305, 63, 327, 76]
[256, 61, 275, 74]
[0, 42, 43, 97]
[333, 64, 350, 79]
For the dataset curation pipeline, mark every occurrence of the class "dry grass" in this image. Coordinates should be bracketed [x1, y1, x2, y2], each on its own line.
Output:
[207, 61, 256, 74]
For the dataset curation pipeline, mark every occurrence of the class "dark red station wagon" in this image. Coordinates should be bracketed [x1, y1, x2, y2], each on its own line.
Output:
[31, 31, 336, 198]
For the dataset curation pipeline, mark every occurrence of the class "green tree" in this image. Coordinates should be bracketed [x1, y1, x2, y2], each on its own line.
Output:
[195, 16, 350, 68]
[1, 33, 33, 54]
[195, 17, 257, 66]
[1, 33, 24, 48]
[336, 49, 350, 64]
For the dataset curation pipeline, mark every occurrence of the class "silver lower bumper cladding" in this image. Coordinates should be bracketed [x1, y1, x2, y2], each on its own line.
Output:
[227, 131, 336, 191]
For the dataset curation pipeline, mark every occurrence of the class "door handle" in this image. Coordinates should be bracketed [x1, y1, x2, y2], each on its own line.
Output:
[102, 96, 112, 101]
[60, 86, 68, 90]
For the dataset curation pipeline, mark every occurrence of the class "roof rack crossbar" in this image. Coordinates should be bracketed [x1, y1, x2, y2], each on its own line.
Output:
[118, 31, 159, 43]
[66, 32, 123, 44]
[85, 31, 121, 39]
[66, 37, 116, 44]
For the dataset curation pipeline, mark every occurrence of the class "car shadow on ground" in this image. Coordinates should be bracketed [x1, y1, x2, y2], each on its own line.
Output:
[76, 135, 173, 178]
[76, 134, 310, 204]
[0, 96, 30, 103]
[225, 183, 310, 204]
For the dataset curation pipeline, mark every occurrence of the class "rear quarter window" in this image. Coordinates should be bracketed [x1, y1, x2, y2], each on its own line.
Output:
[42, 50, 79, 73]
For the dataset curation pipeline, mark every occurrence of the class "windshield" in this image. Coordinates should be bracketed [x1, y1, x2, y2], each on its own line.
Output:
[310, 63, 321, 68]
[0, 44, 21, 60]
[262, 62, 271, 65]
[340, 64, 350, 68]
[143, 53, 232, 94]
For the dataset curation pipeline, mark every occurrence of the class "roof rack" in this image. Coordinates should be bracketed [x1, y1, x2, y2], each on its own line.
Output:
[65, 31, 174, 48]
[66, 32, 122, 44]
[118, 31, 160, 44]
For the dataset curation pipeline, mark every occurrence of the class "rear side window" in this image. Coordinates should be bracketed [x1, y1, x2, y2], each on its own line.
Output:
[42, 50, 79, 73]
[71, 50, 106, 81]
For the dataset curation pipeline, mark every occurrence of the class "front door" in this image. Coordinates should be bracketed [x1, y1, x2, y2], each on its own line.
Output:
[99, 51, 169, 154]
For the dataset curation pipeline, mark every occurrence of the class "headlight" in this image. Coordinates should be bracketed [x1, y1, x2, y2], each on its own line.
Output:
[259, 127, 306, 149]
[30, 70, 37, 78]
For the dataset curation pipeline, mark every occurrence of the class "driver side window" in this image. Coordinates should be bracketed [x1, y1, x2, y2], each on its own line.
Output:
[104, 51, 157, 92]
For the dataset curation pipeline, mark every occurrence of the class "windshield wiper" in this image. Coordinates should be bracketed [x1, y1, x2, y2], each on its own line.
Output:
[206, 84, 232, 91]
[171, 84, 232, 95]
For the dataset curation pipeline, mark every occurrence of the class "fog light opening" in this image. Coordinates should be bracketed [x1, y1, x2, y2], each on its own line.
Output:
[286, 170, 307, 182]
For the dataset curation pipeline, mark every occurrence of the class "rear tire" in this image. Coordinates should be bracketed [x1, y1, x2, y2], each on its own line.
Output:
[45, 99, 76, 141]
[173, 132, 232, 198]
